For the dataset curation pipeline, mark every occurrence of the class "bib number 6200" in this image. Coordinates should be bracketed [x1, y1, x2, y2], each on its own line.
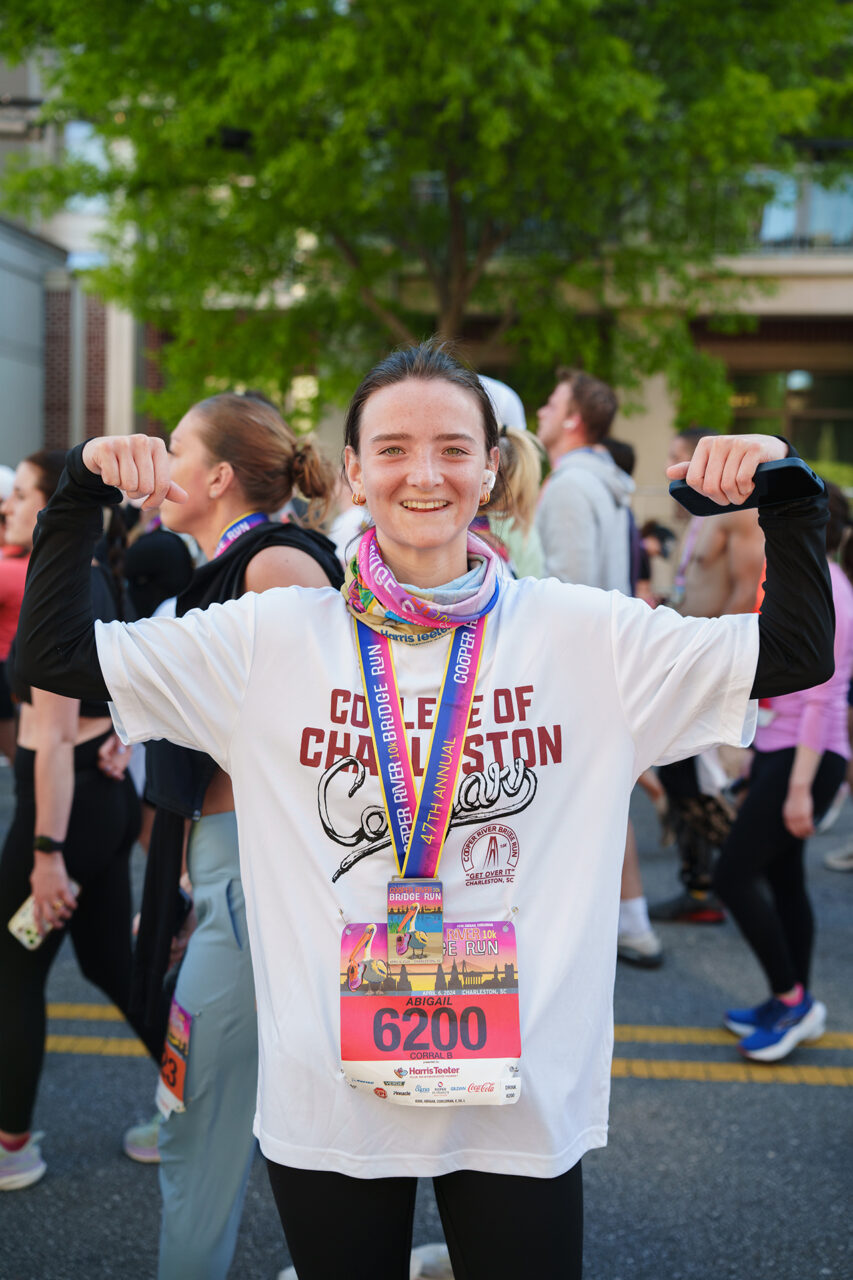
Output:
[373, 1005, 487, 1054]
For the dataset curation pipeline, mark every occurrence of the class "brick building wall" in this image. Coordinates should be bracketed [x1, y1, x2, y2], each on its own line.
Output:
[41, 288, 109, 448]
[141, 322, 168, 438]
[84, 295, 106, 438]
[43, 287, 71, 451]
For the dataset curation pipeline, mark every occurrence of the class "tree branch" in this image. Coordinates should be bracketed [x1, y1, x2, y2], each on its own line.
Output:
[330, 232, 417, 346]
[394, 234, 448, 314]
[464, 221, 510, 298]
[441, 164, 467, 337]
[473, 307, 519, 365]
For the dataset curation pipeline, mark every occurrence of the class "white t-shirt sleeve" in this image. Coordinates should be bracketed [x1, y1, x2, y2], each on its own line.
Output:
[609, 593, 759, 773]
[94, 593, 257, 770]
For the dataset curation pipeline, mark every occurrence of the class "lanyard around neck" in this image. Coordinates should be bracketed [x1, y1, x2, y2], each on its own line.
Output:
[355, 616, 486, 879]
[213, 512, 269, 560]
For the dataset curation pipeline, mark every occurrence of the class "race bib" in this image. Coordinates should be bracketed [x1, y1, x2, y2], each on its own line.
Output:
[156, 998, 192, 1117]
[341, 918, 520, 1105]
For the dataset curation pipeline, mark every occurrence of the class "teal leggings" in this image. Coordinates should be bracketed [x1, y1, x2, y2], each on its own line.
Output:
[157, 812, 258, 1280]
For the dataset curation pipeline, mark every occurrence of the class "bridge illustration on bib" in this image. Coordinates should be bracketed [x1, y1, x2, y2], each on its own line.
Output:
[340, 956, 517, 996]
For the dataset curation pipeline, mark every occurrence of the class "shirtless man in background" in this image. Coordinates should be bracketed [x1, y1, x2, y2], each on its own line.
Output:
[672, 429, 766, 618]
[651, 427, 766, 922]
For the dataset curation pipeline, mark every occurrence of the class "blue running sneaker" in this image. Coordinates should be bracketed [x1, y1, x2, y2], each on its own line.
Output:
[738, 995, 826, 1063]
[724, 997, 781, 1037]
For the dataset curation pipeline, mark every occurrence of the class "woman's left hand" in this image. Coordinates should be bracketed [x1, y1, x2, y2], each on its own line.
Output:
[783, 784, 814, 838]
[666, 434, 788, 507]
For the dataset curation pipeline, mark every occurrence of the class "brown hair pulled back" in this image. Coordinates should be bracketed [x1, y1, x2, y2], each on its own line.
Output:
[25, 450, 67, 503]
[343, 340, 509, 512]
[192, 392, 336, 526]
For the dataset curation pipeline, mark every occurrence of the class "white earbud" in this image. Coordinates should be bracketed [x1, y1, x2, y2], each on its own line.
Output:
[482, 470, 496, 493]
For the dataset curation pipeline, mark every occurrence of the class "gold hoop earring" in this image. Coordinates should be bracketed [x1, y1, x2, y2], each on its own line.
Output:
[351, 492, 367, 506]
[479, 489, 491, 506]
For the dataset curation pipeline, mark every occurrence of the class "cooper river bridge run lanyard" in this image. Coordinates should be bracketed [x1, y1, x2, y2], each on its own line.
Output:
[213, 511, 269, 560]
[355, 616, 487, 880]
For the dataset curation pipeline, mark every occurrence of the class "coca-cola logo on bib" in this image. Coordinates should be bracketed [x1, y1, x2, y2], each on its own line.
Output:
[461, 824, 519, 886]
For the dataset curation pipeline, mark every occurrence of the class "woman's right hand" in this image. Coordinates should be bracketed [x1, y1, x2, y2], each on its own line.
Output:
[97, 732, 132, 781]
[81, 435, 187, 510]
[30, 852, 78, 934]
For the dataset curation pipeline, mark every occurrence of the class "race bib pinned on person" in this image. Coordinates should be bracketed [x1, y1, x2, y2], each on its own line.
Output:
[156, 998, 192, 1117]
[340, 918, 521, 1105]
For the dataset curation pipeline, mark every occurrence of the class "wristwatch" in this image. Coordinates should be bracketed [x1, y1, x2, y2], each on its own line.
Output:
[33, 835, 65, 853]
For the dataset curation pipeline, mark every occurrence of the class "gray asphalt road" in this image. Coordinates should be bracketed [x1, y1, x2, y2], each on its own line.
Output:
[1, 762, 851, 1280]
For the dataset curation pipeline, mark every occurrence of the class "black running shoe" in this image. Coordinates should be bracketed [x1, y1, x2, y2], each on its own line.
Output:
[648, 889, 725, 924]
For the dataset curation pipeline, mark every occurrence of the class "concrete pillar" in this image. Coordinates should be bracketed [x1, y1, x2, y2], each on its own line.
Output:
[105, 303, 135, 435]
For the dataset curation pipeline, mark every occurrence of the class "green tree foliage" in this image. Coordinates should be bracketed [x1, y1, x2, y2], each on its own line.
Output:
[2, 0, 851, 423]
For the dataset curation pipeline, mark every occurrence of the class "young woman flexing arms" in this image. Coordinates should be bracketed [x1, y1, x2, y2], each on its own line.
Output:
[14, 345, 832, 1279]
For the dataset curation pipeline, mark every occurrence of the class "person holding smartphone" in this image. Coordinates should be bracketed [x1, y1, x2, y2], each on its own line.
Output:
[0, 450, 156, 1191]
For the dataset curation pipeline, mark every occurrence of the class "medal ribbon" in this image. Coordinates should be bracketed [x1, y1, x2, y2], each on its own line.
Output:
[356, 616, 486, 879]
[213, 511, 269, 559]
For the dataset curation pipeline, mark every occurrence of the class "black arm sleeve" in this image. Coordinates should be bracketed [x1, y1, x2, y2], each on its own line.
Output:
[14, 443, 122, 703]
[750, 451, 834, 700]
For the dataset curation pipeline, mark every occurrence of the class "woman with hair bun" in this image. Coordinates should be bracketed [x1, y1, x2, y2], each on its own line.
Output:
[13, 345, 835, 1277]
[118, 392, 343, 1280]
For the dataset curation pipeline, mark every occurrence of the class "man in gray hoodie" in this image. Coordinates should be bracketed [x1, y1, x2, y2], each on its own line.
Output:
[535, 369, 662, 969]
[534, 370, 634, 590]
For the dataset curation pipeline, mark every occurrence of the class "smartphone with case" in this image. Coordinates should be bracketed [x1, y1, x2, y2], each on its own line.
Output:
[8, 882, 80, 951]
[669, 457, 823, 516]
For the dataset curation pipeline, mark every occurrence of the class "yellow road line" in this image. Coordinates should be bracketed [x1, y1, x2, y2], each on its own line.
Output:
[43, 1036, 853, 1084]
[47, 1002, 123, 1022]
[44, 1011, 853, 1081]
[615, 1025, 853, 1050]
[612, 1057, 853, 1086]
[46, 1034, 147, 1057]
[48, 1007, 853, 1049]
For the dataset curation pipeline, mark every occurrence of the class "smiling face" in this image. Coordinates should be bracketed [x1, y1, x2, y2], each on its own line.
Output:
[2, 462, 47, 549]
[344, 378, 499, 587]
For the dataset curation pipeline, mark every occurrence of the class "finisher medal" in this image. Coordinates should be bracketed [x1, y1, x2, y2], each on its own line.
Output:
[339, 616, 522, 1107]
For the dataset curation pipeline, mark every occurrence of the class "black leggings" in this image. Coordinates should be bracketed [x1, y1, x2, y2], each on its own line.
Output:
[0, 732, 154, 1133]
[266, 1159, 583, 1280]
[713, 747, 845, 994]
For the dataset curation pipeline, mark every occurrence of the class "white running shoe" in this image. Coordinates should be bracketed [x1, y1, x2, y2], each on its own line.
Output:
[0, 1132, 46, 1190]
[617, 927, 664, 969]
[122, 1114, 161, 1163]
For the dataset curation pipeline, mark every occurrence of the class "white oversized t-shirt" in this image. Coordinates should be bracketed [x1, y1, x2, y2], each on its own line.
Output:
[96, 577, 758, 1178]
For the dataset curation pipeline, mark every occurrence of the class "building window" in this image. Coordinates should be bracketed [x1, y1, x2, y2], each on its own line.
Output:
[754, 170, 853, 252]
[730, 371, 853, 487]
